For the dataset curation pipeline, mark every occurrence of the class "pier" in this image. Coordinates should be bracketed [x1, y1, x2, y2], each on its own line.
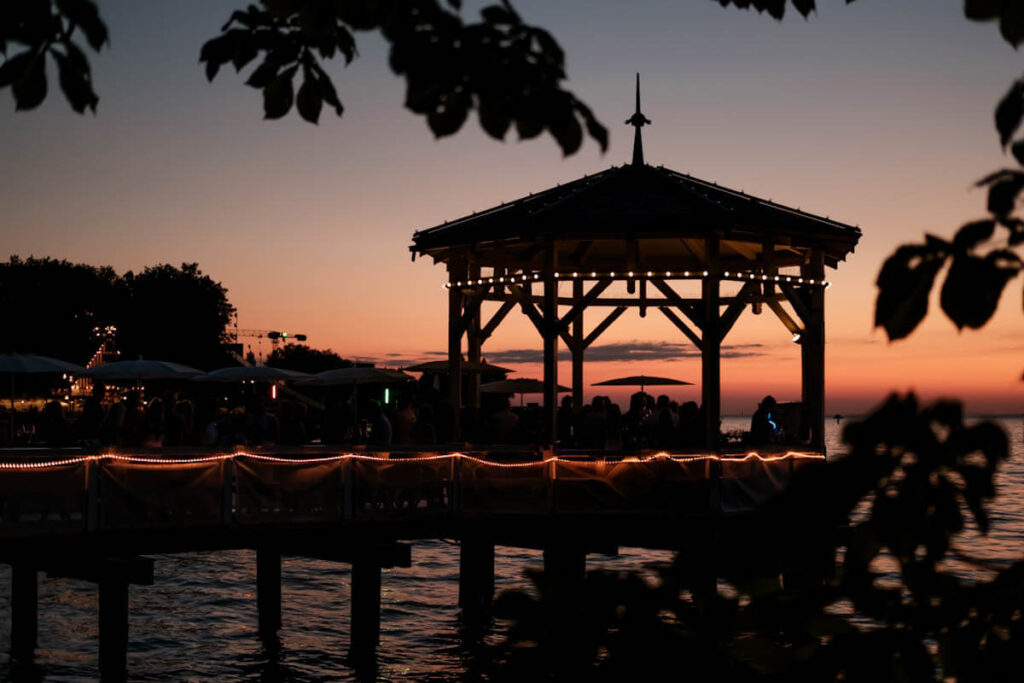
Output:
[0, 447, 820, 677]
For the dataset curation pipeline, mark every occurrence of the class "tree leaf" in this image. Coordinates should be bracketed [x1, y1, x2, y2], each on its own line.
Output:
[0, 51, 33, 89]
[262, 65, 296, 119]
[875, 245, 947, 340]
[994, 79, 1024, 148]
[295, 72, 322, 123]
[940, 254, 1017, 329]
[952, 220, 995, 251]
[52, 47, 97, 113]
[56, 0, 109, 51]
[478, 95, 511, 140]
[12, 52, 46, 111]
[246, 59, 280, 88]
[987, 173, 1024, 216]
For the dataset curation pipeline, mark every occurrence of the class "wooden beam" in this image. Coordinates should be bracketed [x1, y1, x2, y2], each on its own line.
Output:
[719, 281, 758, 342]
[779, 283, 812, 326]
[542, 246, 559, 445]
[480, 300, 515, 341]
[649, 279, 705, 332]
[507, 284, 547, 336]
[447, 260, 466, 438]
[568, 240, 593, 265]
[457, 289, 485, 335]
[766, 299, 803, 335]
[572, 279, 585, 409]
[659, 306, 703, 351]
[583, 307, 627, 349]
[703, 236, 721, 450]
[555, 278, 612, 337]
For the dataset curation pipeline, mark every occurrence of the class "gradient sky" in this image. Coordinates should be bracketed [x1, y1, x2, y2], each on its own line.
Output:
[2, 1, 1022, 414]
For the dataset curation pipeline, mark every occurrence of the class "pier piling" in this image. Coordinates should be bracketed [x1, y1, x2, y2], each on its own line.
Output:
[10, 563, 37, 660]
[349, 557, 382, 658]
[458, 539, 494, 614]
[98, 575, 129, 678]
[256, 547, 282, 635]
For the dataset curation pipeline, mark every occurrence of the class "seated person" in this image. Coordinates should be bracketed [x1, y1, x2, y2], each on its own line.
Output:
[749, 395, 783, 445]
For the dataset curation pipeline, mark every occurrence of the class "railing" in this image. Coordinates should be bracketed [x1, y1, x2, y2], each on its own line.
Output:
[0, 451, 824, 536]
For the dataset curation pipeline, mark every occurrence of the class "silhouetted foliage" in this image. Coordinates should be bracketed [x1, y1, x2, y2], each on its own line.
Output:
[0, 255, 122, 361]
[0, 257, 235, 368]
[0, 0, 105, 113]
[491, 395, 1021, 682]
[265, 343, 353, 373]
[0, 0, 607, 156]
[117, 263, 236, 369]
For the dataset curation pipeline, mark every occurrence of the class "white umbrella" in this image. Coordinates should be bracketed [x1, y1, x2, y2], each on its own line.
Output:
[403, 360, 510, 374]
[0, 354, 86, 439]
[82, 359, 203, 381]
[302, 367, 414, 386]
[198, 366, 312, 382]
[0, 354, 85, 375]
[481, 378, 570, 406]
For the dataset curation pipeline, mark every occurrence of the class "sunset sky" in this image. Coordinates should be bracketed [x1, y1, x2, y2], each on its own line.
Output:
[2, 1, 1023, 414]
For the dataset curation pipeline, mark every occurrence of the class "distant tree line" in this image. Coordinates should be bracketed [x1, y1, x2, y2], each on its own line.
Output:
[0, 256, 236, 369]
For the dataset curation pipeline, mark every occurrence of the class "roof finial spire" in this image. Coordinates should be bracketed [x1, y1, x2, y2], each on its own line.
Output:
[626, 73, 651, 166]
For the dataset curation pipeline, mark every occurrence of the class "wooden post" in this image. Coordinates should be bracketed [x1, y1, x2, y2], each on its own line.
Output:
[542, 245, 559, 445]
[458, 539, 495, 614]
[467, 265, 482, 410]
[702, 236, 721, 450]
[98, 577, 129, 677]
[10, 563, 37, 660]
[801, 249, 826, 450]
[350, 558, 382, 658]
[257, 547, 282, 635]
[571, 279, 584, 410]
[447, 259, 466, 441]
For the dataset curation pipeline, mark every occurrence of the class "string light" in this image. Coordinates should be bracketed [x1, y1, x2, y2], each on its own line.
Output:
[0, 451, 823, 472]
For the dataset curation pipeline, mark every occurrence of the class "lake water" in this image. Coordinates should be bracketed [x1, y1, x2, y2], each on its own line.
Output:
[0, 416, 1021, 681]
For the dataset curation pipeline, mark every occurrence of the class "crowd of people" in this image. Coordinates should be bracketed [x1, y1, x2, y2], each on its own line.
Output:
[2, 384, 794, 451]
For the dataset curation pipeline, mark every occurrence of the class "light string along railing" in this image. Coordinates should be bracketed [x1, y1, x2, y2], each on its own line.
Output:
[442, 269, 831, 291]
[0, 451, 826, 471]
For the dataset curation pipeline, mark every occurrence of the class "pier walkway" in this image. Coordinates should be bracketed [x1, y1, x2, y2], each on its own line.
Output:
[0, 447, 821, 677]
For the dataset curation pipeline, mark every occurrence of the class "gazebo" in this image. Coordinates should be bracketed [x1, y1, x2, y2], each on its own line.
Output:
[410, 78, 861, 450]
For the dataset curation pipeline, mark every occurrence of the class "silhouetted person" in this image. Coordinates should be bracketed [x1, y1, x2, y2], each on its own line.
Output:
[410, 404, 437, 445]
[143, 397, 165, 447]
[605, 401, 623, 451]
[75, 395, 104, 444]
[40, 400, 73, 447]
[557, 395, 575, 446]
[580, 396, 607, 449]
[366, 400, 392, 447]
[392, 397, 417, 445]
[490, 397, 519, 444]
[750, 395, 780, 445]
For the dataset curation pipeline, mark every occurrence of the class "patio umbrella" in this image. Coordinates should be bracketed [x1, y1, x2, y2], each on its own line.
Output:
[82, 359, 203, 381]
[300, 367, 413, 420]
[403, 360, 511, 374]
[0, 354, 86, 430]
[302, 367, 414, 386]
[592, 375, 694, 393]
[0, 354, 85, 375]
[481, 378, 570, 406]
[197, 366, 312, 382]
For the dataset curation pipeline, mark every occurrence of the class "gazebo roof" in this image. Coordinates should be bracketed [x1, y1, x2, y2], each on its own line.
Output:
[411, 162, 860, 265]
[411, 76, 860, 273]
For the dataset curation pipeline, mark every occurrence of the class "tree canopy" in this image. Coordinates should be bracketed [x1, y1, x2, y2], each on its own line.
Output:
[0, 257, 235, 369]
[265, 343, 354, 373]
